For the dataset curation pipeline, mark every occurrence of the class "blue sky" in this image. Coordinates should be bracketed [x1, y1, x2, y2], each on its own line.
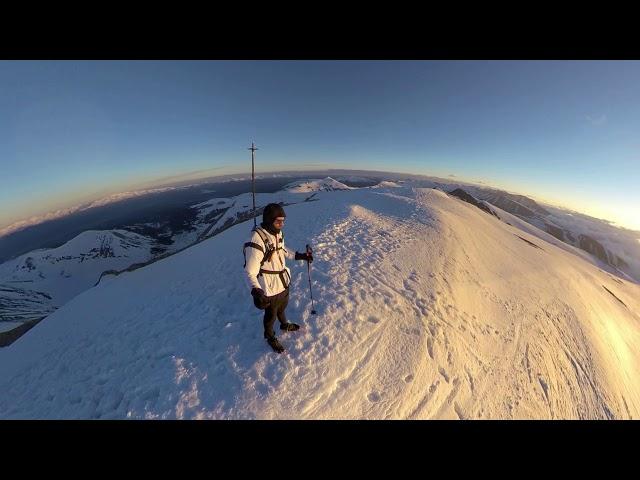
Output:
[1, 60, 639, 230]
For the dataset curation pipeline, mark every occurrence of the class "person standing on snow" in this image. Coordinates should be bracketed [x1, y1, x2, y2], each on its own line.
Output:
[243, 203, 313, 353]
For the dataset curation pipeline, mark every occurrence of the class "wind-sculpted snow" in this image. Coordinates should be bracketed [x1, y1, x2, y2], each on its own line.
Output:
[0, 185, 638, 419]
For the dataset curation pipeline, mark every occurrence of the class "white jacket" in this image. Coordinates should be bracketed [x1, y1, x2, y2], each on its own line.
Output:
[244, 226, 296, 297]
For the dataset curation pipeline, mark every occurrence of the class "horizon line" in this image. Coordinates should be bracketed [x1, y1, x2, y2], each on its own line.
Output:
[1, 167, 639, 237]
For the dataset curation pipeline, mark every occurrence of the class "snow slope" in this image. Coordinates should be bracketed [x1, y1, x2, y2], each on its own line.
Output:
[541, 204, 640, 282]
[0, 184, 638, 419]
[0, 230, 155, 308]
[465, 186, 640, 282]
[0, 184, 323, 333]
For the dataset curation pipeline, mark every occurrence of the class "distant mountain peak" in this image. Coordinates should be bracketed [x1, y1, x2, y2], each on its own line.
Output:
[282, 177, 353, 193]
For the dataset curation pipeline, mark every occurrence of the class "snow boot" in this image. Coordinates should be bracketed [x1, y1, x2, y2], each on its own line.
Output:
[266, 336, 285, 354]
[280, 322, 300, 332]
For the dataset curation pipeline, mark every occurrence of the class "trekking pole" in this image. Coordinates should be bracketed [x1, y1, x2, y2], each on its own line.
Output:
[306, 244, 317, 315]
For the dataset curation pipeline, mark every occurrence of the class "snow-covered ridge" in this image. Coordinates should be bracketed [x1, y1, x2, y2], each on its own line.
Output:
[3, 176, 638, 349]
[462, 186, 640, 283]
[0, 230, 155, 317]
[1, 185, 638, 419]
[282, 177, 354, 192]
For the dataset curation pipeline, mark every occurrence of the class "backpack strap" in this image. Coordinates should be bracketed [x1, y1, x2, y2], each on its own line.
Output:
[243, 241, 263, 268]
[243, 227, 276, 269]
[259, 268, 291, 289]
[253, 227, 273, 252]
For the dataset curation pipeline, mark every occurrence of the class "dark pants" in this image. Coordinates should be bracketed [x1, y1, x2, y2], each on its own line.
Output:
[263, 287, 289, 339]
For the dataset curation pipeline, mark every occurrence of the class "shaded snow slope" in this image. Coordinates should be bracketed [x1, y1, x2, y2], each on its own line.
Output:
[0, 230, 156, 331]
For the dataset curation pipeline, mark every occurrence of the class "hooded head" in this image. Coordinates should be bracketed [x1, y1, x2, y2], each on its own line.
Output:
[261, 203, 286, 235]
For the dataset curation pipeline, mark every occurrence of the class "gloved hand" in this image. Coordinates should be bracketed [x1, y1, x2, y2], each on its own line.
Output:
[251, 287, 270, 310]
[295, 251, 313, 263]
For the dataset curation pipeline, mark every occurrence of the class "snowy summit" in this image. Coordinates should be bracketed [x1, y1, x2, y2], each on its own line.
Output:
[0, 183, 639, 419]
[282, 177, 353, 193]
